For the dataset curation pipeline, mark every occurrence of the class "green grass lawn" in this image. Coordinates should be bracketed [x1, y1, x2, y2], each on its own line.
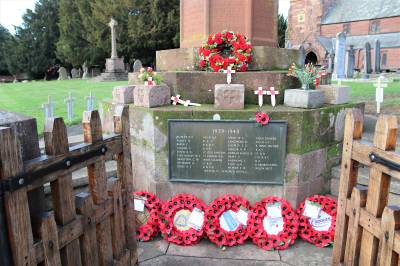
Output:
[0, 79, 127, 134]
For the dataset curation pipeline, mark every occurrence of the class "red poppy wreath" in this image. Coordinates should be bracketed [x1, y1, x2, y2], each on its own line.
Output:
[296, 195, 337, 248]
[160, 193, 207, 246]
[248, 196, 298, 251]
[205, 194, 251, 247]
[133, 191, 162, 241]
[199, 30, 253, 72]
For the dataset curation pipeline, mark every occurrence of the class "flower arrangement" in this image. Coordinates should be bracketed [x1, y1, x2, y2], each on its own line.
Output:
[287, 63, 323, 90]
[296, 195, 337, 248]
[138, 67, 162, 85]
[248, 196, 298, 251]
[134, 191, 162, 241]
[205, 194, 251, 247]
[199, 30, 253, 72]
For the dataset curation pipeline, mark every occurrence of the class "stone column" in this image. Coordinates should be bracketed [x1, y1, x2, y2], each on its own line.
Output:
[363, 42, 371, 78]
[333, 32, 346, 79]
[298, 45, 306, 66]
[109, 18, 118, 59]
[374, 39, 381, 74]
[345, 45, 355, 78]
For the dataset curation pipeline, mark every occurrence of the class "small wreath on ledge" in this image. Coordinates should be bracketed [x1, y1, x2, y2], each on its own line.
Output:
[205, 194, 251, 247]
[133, 191, 162, 241]
[248, 196, 298, 251]
[296, 195, 337, 248]
[160, 193, 207, 246]
[199, 30, 253, 72]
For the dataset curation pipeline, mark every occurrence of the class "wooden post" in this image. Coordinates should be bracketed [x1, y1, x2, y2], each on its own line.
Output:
[360, 115, 398, 266]
[379, 206, 400, 266]
[344, 186, 368, 265]
[332, 109, 364, 265]
[0, 127, 35, 266]
[39, 213, 62, 265]
[83, 110, 114, 266]
[114, 105, 138, 264]
[44, 117, 82, 265]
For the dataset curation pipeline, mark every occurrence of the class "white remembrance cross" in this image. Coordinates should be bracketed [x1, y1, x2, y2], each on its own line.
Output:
[86, 92, 95, 111]
[373, 76, 388, 114]
[64, 92, 74, 122]
[267, 87, 279, 107]
[254, 87, 267, 107]
[42, 95, 54, 119]
[171, 95, 184, 105]
[223, 66, 235, 85]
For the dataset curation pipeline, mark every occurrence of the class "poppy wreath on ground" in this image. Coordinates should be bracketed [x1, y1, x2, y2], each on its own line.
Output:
[296, 195, 337, 248]
[205, 194, 251, 247]
[160, 193, 207, 246]
[133, 191, 162, 241]
[199, 30, 253, 72]
[248, 196, 298, 251]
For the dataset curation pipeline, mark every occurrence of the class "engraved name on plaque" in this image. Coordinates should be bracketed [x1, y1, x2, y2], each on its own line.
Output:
[168, 120, 287, 184]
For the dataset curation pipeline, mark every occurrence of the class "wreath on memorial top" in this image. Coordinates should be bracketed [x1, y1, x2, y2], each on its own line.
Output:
[296, 195, 337, 248]
[248, 196, 298, 251]
[199, 30, 253, 72]
[160, 193, 207, 246]
[133, 191, 162, 241]
[205, 194, 251, 247]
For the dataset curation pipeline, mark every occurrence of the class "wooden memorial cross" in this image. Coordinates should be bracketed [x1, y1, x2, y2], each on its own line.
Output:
[64, 92, 74, 122]
[374, 76, 388, 114]
[42, 95, 54, 119]
[223, 66, 235, 85]
[254, 87, 267, 107]
[267, 87, 279, 107]
[86, 92, 95, 111]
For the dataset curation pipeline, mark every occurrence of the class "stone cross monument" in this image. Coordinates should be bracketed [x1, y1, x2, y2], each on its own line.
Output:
[109, 18, 118, 59]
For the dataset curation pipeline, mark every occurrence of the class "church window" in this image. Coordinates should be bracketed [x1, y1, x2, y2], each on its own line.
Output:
[370, 21, 380, 34]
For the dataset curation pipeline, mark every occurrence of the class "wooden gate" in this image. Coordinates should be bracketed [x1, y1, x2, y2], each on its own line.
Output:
[0, 106, 137, 265]
[332, 109, 400, 265]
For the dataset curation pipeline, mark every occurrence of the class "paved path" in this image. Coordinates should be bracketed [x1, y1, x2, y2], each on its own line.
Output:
[138, 237, 332, 266]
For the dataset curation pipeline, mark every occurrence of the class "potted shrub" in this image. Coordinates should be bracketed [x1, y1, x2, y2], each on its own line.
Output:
[284, 63, 325, 108]
[134, 67, 171, 108]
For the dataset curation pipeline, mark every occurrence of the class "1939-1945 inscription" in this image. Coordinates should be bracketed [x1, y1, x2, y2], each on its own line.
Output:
[168, 120, 287, 184]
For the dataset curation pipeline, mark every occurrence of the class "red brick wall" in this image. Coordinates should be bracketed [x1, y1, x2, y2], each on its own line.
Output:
[353, 47, 400, 70]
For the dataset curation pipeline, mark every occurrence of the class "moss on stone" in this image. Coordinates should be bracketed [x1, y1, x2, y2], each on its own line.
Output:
[327, 143, 341, 159]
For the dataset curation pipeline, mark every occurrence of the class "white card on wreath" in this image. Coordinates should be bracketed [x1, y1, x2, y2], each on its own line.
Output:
[309, 210, 332, 232]
[237, 209, 248, 226]
[220, 210, 239, 231]
[134, 196, 146, 212]
[188, 208, 204, 231]
[303, 200, 321, 219]
[263, 217, 284, 236]
[266, 202, 282, 218]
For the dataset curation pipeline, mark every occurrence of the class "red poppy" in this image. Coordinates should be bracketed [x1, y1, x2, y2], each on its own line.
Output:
[133, 191, 162, 241]
[255, 112, 270, 125]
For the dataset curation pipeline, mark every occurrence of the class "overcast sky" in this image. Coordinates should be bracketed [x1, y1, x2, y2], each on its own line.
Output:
[0, 0, 291, 34]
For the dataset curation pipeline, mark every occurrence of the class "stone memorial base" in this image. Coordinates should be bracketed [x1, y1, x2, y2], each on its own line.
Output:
[129, 71, 300, 105]
[214, 84, 245, 110]
[99, 103, 364, 206]
[97, 57, 128, 81]
[134, 84, 171, 108]
[112, 85, 135, 104]
[284, 89, 325, 109]
[319, 85, 350, 105]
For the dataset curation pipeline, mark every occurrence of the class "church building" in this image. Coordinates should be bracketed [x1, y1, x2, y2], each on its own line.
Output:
[287, 0, 400, 71]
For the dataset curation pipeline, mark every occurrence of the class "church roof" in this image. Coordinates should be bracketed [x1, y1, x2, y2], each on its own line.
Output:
[317, 32, 400, 52]
[322, 0, 400, 24]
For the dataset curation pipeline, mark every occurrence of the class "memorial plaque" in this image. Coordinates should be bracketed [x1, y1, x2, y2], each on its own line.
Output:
[168, 120, 287, 184]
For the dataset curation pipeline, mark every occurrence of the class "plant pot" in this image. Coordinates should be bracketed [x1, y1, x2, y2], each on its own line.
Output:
[318, 85, 350, 105]
[134, 84, 171, 108]
[284, 89, 325, 109]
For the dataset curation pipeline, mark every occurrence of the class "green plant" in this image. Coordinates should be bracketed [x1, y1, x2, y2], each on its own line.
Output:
[287, 63, 322, 90]
[138, 67, 163, 85]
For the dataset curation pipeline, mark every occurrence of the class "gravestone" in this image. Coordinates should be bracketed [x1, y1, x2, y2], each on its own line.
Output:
[363, 42, 371, 79]
[333, 32, 346, 79]
[113, 85, 135, 104]
[298, 45, 306, 66]
[133, 60, 143, 72]
[374, 39, 381, 74]
[134, 84, 171, 108]
[327, 49, 334, 74]
[58, 67, 69, 80]
[214, 84, 245, 110]
[82, 62, 89, 79]
[345, 45, 355, 78]
[71, 68, 80, 79]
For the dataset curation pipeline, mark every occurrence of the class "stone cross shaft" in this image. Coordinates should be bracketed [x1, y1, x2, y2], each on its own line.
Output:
[86, 92, 95, 112]
[267, 87, 279, 107]
[223, 66, 236, 85]
[373, 76, 388, 114]
[42, 95, 54, 119]
[109, 18, 118, 59]
[254, 87, 267, 107]
[64, 92, 74, 122]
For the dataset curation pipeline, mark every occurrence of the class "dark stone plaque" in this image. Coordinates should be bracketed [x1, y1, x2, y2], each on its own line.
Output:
[168, 120, 287, 184]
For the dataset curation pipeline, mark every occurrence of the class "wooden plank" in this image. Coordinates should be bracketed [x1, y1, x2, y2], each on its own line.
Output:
[360, 115, 398, 266]
[114, 249, 130, 266]
[344, 186, 368, 266]
[44, 117, 82, 266]
[83, 111, 114, 266]
[76, 192, 99, 266]
[0, 127, 35, 266]
[39, 212, 62, 265]
[379, 206, 400, 266]
[332, 109, 364, 265]
[108, 178, 126, 260]
[114, 105, 137, 254]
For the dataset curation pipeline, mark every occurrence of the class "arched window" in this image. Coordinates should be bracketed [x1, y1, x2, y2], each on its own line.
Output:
[305, 52, 318, 65]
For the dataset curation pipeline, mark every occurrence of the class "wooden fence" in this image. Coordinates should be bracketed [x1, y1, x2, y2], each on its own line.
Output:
[332, 109, 400, 265]
[0, 106, 137, 266]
